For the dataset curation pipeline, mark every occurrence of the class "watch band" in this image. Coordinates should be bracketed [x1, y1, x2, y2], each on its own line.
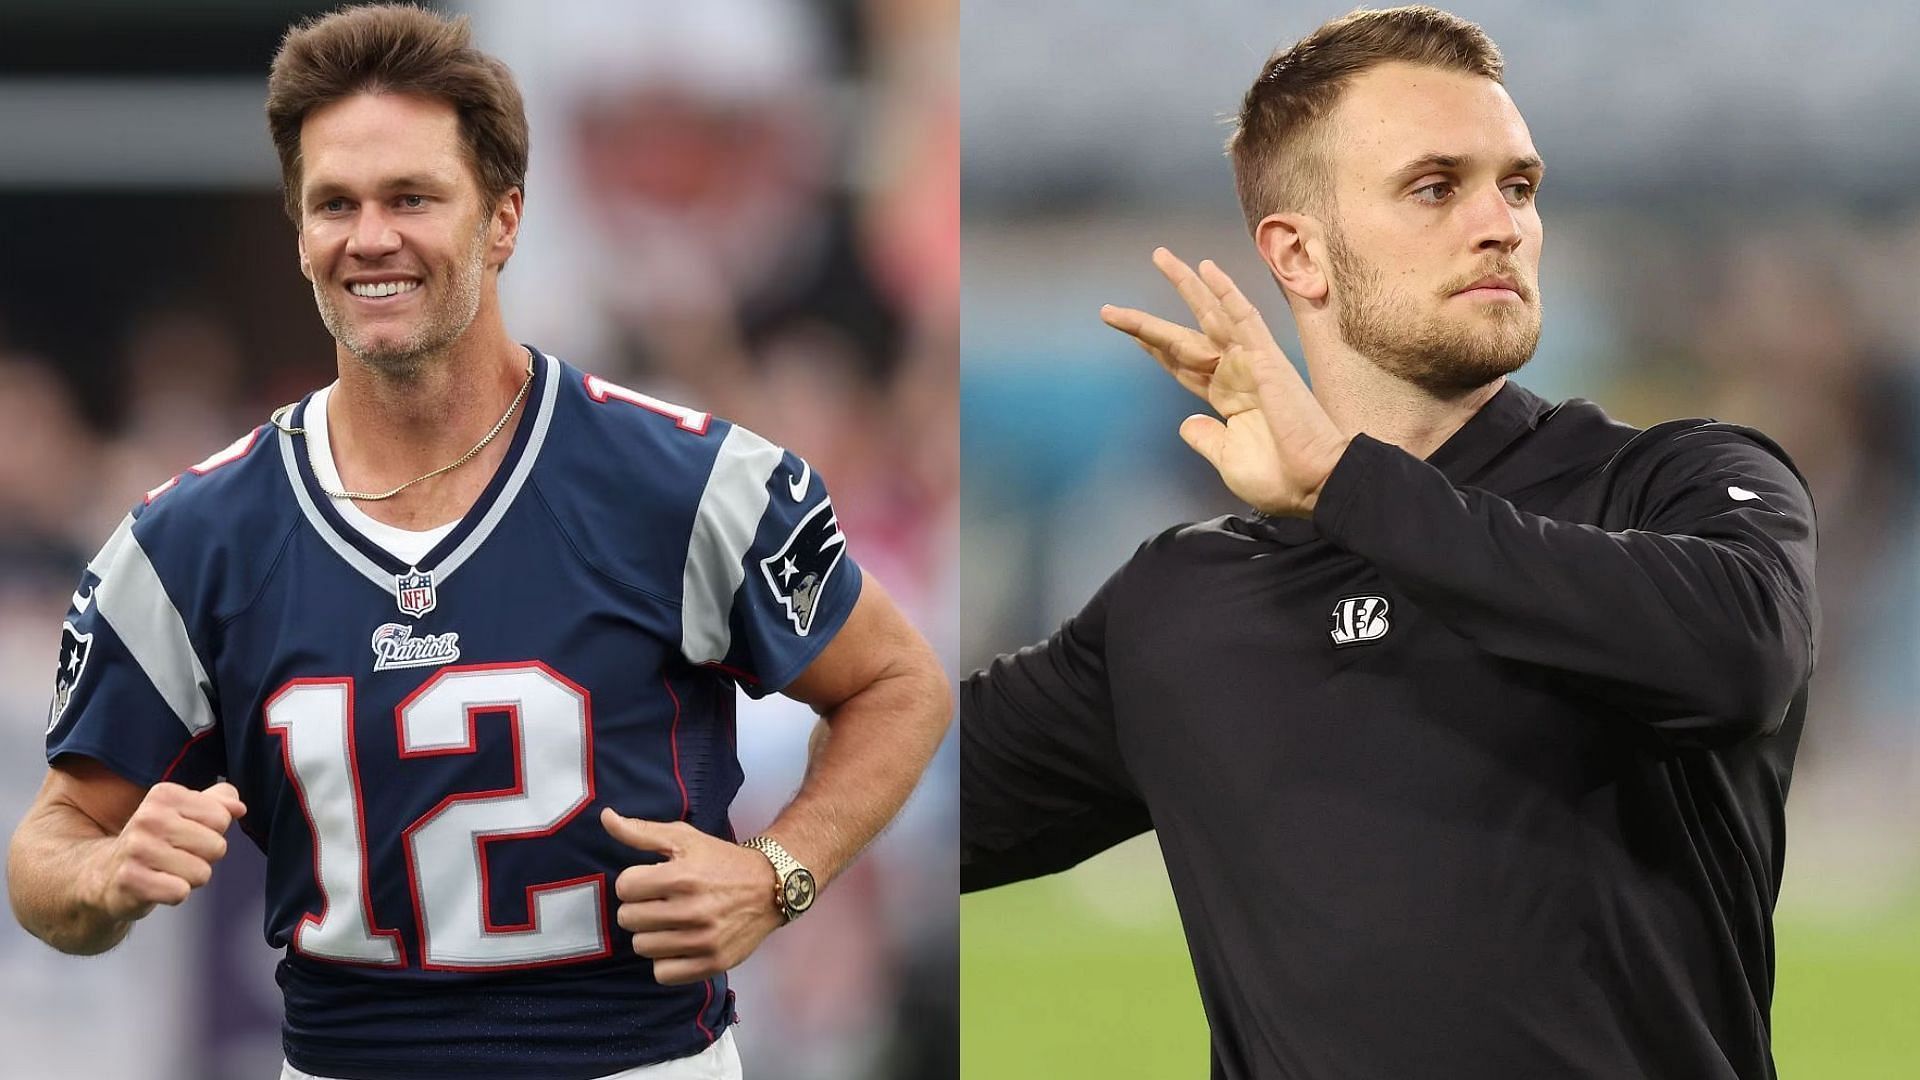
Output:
[742, 836, 816, 922]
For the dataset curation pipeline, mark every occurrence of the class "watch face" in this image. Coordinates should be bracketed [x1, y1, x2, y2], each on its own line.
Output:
[783, 867, 817, 914]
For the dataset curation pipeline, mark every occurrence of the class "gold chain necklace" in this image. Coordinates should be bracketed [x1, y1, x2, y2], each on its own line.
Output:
[270, 350, 535, 502]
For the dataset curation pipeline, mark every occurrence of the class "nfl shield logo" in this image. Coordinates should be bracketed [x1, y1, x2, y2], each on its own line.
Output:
[396, 568, 437, 618]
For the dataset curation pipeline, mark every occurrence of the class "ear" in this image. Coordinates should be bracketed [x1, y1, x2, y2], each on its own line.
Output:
[1254, 212, 1328, 303]
[488, 188, 524, 270]
[296, 229, 313, 282]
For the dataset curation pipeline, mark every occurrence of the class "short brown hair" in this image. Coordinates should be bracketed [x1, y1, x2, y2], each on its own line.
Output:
[266, 2, 528, 225]
[1228, 6, 1503, 231]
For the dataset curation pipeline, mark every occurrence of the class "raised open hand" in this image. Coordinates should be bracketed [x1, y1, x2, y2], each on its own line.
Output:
[1101, 248, 1350, 517]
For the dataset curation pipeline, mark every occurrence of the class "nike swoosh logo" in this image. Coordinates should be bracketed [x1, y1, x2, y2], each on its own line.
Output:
[71, 585, 95, 614]
[788, 461, 811, 502]
[1728, 486, 1762, 502]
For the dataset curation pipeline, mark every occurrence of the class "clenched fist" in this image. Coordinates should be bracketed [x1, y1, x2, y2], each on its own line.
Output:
[91, 780, 247, 922]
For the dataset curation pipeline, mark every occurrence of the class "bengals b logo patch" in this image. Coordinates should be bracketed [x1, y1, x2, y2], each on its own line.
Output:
[1329, 595, 1391, 648]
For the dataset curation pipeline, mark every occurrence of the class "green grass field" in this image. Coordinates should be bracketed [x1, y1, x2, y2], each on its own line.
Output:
[962, 838, 1920, 1078]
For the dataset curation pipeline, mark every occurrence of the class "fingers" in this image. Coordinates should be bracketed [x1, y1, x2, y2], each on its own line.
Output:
[614, 862, 678, 904]
[605, 832, 784, 986]
[615, 896, 734, 986]
[1179, 415, 1228, 470]
[628, 929, 705, 958]
[1101, 303, 1222, 395]
[1108, 250, 1291, 413]
[1130, 337, 1213, 400]
[133, 835, 218, 889]
[1100, 304, 1211, 360]
[97, 782, 244, 919]
[1196, 259, 1259, 324]
[120, 811, 224, 881]
[101, 834, 210, 917]
[113, 863, 191, 909]
[1112, 323, 1213, 400]
[615, 897, 688, 934]
[1151, 248, 1221, 325]
[600, 808, 689, 857]
[162, 786, 241, 834]
[1155, 248, 1252, 348]
[1197, 258, 1290, 365]
[651, 956, 724, 987]
[202, 781, 247, 820]
[131, 787, 237, 865]
[154, 813, 230, 863]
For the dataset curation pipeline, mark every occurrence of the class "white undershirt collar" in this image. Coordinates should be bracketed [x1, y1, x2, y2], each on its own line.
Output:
[307, 382, 458, 566]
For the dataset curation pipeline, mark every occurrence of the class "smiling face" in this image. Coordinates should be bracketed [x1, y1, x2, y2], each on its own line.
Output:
[296, 92, 511, 378]
[1319, 62, 1544, 394]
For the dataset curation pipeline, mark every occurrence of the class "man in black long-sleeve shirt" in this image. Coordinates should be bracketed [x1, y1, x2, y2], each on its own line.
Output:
[961, 8, 1818, 1080]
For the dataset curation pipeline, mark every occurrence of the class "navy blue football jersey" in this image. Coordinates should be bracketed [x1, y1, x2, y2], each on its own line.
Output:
[44, 348, 863, 1079]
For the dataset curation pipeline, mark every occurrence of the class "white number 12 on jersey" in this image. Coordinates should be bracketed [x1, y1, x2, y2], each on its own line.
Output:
[264, 663, 609, 970]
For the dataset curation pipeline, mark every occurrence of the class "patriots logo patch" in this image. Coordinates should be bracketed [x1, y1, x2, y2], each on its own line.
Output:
[760, 499, 848, 636]
[370, 622, 462, 672]
[48, 621, 93, 733]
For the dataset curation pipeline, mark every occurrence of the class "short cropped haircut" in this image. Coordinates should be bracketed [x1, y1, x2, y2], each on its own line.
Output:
[1228, 6, 1503, 231]
[266, 2, 528, 225]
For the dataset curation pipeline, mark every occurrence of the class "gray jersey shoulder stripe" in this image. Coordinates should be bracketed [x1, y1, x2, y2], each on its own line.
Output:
[682, 426, 783, 665]
[85, 512, 135, 579]
[92, 515, 218, 737]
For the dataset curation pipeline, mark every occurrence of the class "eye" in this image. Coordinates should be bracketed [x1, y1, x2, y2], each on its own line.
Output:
[1503, 180, 1537, 205]
[399, 194, 428, 209]
[1411, 181, 1454, 205]
[319, 197, 348, 214]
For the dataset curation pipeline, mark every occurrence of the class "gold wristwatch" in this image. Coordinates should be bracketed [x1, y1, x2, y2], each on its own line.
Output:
[742, 836, 816, 922]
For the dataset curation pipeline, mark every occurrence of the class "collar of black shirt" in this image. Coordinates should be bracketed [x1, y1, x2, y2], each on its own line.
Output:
[1248, 380, 1554, 544]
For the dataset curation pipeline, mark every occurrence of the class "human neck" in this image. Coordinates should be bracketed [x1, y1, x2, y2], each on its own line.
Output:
[1302, 338, 1505, 462]
[323, 318, 530, 510]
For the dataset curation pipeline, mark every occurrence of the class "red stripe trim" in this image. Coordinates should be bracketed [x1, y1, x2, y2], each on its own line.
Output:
[158, 727, 217, 783]
[694, 979, 715, 1043]
[664, 676, 690, 821]
[698, 660, 759, 685]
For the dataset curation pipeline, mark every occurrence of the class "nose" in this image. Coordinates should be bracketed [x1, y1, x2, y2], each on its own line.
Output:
[345, 205, 401, 260]
[1467, 184, 1523, 255]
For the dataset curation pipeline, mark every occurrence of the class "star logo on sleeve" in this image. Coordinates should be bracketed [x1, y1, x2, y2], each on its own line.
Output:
[48, 621, 94, 734]
[759, 499, 848, 636]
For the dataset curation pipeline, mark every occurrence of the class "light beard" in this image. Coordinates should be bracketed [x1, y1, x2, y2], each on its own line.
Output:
[313, 216, 490, 382]
[1325, 225, 1541, 397]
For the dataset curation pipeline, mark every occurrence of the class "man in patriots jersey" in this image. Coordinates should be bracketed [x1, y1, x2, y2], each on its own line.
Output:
[5, 6, 950, 1079]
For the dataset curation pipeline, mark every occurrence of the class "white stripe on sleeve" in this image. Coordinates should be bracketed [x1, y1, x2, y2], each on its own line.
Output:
[680, 427, 784, 665]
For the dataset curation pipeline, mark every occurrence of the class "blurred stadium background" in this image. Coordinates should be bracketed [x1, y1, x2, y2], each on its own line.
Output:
[961, 0, 1920, 1076]
[0, 1, 955, 1077]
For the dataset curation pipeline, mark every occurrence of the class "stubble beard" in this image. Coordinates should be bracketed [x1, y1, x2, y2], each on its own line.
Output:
[313, 216, 491, 382]
[1325, 224, 1542, 397]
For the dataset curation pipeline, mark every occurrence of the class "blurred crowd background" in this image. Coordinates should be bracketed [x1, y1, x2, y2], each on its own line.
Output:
[0, 1, 955, 1077]
[961, 0, 1920, 1076]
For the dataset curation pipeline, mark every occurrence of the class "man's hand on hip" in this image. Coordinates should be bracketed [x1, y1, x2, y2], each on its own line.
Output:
[1101, 247, 1350, 517]
[602, 808, 783, 986]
